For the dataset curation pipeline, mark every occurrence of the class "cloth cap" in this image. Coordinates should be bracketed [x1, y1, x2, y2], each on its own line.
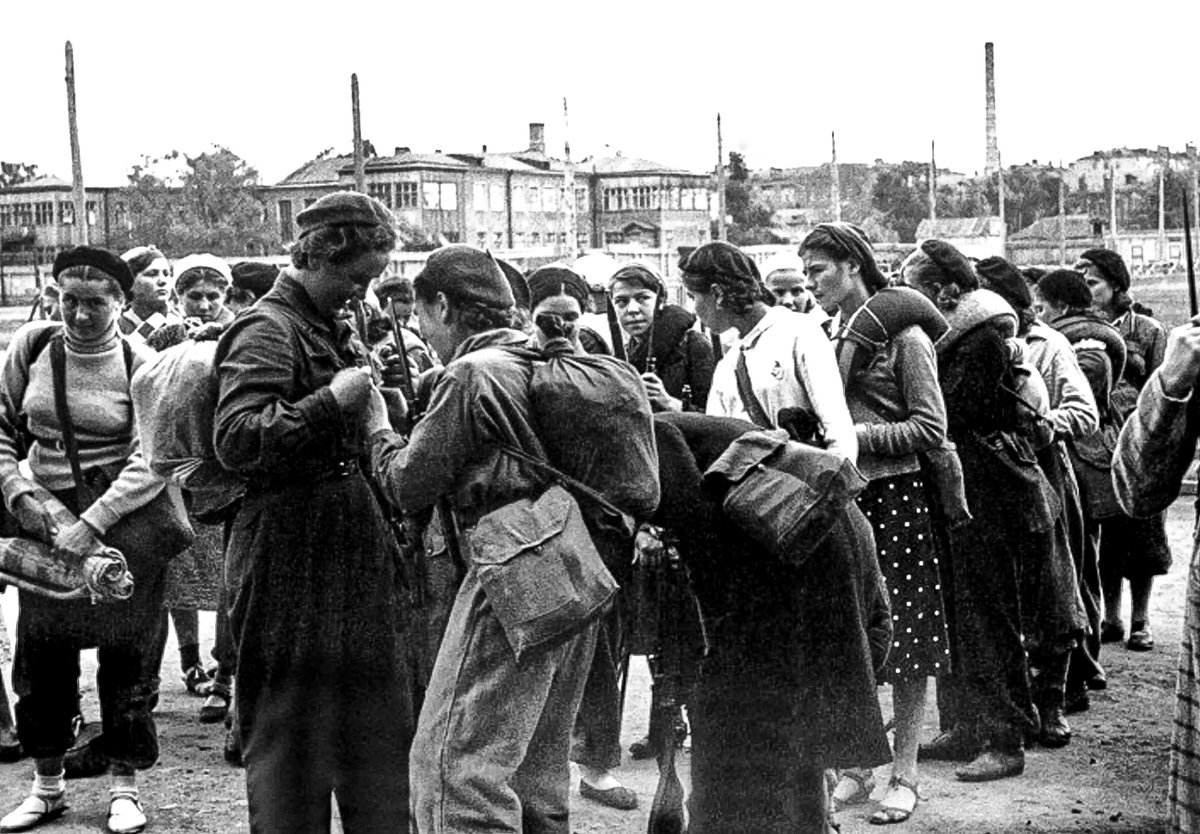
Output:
[371, 273, 410, 302]
[296, 191, 394, 239]
[527, 266, 591, 311]
[679, 241, 761, 284]
[918, 239, 978, 291]
[760, 252, 806, 280]
[1079, 248, 1131, 292]
[120, 245, 166, 278]
[230, 262, 280, 298]
[173, 253, 232, 291]
[975, 256, 1032, 311]
[415, 245, 515, 310]
[54, 246, 134, 296]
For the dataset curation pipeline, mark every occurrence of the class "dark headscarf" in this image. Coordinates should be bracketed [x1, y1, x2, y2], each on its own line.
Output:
[231, 261, 280, 299]
[800, 222, 888, 293]
[610, 262, 667, 305]
[678, 241, 761, 285]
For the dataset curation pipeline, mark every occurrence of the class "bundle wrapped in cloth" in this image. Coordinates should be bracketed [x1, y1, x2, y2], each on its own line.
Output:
[0, 475, 133, 603]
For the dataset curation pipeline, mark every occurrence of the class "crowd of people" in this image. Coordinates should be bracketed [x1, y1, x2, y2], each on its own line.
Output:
[0, 188, 1188, 834]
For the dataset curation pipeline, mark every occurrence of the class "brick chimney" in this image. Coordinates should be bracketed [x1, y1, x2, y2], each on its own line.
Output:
[529, 123, 546, 154]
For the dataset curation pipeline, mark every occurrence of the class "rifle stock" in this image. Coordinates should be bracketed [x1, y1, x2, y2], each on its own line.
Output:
[647, 545, 686, 834]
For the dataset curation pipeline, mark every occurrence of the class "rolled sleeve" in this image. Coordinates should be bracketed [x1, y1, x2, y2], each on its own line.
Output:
[1113, 369, 1198, 518]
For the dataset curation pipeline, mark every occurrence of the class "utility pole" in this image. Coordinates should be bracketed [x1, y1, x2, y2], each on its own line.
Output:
[1109, 157, 1119, 249]
[65, 41, 87, 246]
[562, 97, 576, 258]
[1159, 146, 1168, 261]
[997, 151, 1007, 256]
[716, 114, 726, 241]
[829, 131, 842, 222]
[928, 139, 937, 222]
[351, 73, 365, 193]
[1058, 161, 1067, 264]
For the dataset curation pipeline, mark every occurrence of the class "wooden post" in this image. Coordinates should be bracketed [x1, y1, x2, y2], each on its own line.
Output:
[716, 114, 726, 242]
[830, 131, 841, 222]
[997, 151, 1007, 257]
[1058, 163, 1067, 265]
[1159, 147, 1168, 261]
[65, 42, 87, 247]
[928, 139, 937, 222]
[1109, 157, 1119, 249]
[563, 97, 576, 258]
[351, 73, 365, 193]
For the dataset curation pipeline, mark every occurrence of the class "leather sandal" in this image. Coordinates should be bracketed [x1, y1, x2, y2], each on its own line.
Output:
[869, 775, 920, 825]
[107, 792, 146, 834]
[0, 793, 67, 832]
[831, 769, 875, 811]
[183, 664, 211, 696]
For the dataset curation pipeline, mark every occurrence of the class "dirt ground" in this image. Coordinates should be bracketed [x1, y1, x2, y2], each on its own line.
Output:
[0, 499, 1187, 833]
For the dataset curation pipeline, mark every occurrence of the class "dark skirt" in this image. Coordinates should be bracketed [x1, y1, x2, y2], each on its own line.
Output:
[1100, 511, 1173, 580]
[857, 472, 951, 684]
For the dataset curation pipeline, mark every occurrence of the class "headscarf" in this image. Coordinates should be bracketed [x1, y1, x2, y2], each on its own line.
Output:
[527, 266, 590, 312]
[800, 222, 887, 292]
[120, 245, 166, 279]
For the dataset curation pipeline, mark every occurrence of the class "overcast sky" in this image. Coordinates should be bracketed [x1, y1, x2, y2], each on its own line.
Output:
[4, 0, 1198, 187]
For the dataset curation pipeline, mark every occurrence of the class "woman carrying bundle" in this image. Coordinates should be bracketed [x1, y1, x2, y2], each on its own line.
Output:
[0, 247, 192, 834]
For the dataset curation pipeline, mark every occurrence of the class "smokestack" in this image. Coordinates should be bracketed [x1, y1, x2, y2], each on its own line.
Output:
[830, 131, 841, 222]
[529, 123, 546, 154]
[985, 42, 1000, 176]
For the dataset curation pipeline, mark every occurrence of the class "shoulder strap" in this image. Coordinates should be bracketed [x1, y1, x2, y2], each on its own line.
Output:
[734, 348, 773, 429]
[497, 442, 633, 525]
[26, 325, 60, 369]
[48, 333, 91, 510]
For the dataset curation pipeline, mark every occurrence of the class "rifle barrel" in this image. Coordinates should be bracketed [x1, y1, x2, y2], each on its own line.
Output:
[1184, 193, 1197, 318]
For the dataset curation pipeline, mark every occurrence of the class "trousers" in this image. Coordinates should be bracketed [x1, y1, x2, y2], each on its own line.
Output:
[411, 568, 599, 834]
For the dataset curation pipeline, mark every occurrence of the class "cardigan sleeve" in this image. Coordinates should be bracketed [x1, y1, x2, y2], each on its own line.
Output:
[1113, 369, 1198, 518]
[855, 326, 946, 458]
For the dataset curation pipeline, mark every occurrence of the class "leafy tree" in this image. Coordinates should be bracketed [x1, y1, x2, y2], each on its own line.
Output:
[871, 161, 930, 242]
[1122, 167, 1188, 230]
[725, 151, 779, 245]
[123, 147, 280, 257]
[0, 162, 39, 188]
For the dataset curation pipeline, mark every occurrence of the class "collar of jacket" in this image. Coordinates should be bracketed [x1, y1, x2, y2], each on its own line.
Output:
[269, 272, 340, 339]
[450, 327, 530, 362]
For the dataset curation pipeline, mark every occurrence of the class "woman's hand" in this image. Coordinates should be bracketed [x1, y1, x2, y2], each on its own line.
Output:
[362, 387, 393, 436]
[633, 525, 666, 569]
[329, 367, 374, 415]
[641, 373, 682, 412]
[11, 494, 59, 543]
[1158, 316, 1200, 399]
[53, 519, 101, 560]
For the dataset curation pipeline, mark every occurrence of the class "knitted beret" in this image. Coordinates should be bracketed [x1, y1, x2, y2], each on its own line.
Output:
[414, 245, 515, 310]
[918, 239, 979, 291]
[174, 253, 232, 293]
[120, 245, 166, 279]
[296, 191, 394, 239]
[230, 261, 280, 298]
[1078, 248, 1130, 292]
[679, 240, 761, 285]
[527, 266, 591, 312]
[54, 246, 134, 296]
[976, 256, 1032, 311]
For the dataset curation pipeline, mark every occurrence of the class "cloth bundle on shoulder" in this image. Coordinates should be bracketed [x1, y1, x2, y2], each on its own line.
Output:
[131, 339, 245, 521]
[700, 430, 868, 568]
[525, 337, 660, 522]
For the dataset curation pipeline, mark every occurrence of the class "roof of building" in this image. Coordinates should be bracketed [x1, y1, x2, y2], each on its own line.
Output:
[1010, 214, 1102, 241]
[276, 155, 355, 186]
[581, 154, 702, 177]
[916, 216, 1005, 239]
[356, 151, 472, 174]
[0, 174, 124, 192]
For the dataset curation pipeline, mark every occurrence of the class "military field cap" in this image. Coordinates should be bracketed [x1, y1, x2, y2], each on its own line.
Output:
[54, 246, 134, 296]
[230, 262, 280, 298]
[296, 191, 394, 239]
[415, 245, 515, 310]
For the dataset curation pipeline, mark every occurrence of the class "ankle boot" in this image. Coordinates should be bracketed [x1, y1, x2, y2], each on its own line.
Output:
[919, 723, 981, 762]
[955, 739, 1025, 782]
[1037, 690, 1072, 748]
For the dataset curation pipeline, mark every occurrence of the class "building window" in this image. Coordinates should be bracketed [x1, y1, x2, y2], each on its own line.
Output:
[440, 183, 458, 211]
[474, 181, 489, 210]
[494, 231, 504, 248]
[0, 205, 10, 227]
[114, 201, 129, 229]
[512, 185, 526, 212]
[531, 232, 541, 246]
[86, 201, 97, 227]
[279, 200, 294, 241]
[604, 231, 624, 246]
[397, 182, 419, 208]
[527, 186, 541, 212]
[443, 231, 460, 243]
[59, 203, 74, 225]
[514, 232, 526, 248]
[575, 187, 588, 213]
[577, 232, 589, 250]
[423, 182, 458, 211]
[368, 182, 393, 208]
[12, 203, 33, 226]
[34, 202, 54, 225]
[477, 231, 488, 247]
[543, 187, 558, 212]
[490, 183, 505, 212]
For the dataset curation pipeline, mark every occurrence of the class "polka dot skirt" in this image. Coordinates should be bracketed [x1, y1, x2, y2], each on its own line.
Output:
[857, 473, 951, 685]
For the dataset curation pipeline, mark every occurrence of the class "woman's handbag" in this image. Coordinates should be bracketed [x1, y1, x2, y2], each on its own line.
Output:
[49, 334, 193, 567]
[466, 444, 623, 661]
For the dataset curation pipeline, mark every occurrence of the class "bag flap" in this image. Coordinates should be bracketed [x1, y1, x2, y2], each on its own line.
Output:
[699, 430, 792, 488]
[470, 485, 576, 565]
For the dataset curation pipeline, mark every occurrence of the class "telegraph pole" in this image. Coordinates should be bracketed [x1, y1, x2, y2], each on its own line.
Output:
[928, 140, 937, 222]
[1109, 157, 1119, 249]
[65, 42, 87, 246]
[830, 131, 842, 222]
[562, 97, 576, 257]
[1058, 161, 1067, 264]
[351, 73, 365, 193]
[716, 114, 726, 241]
[1159, 146, 1168, 261]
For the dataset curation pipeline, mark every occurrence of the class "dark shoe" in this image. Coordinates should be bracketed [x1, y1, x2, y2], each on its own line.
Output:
[1039, 707, 1072, 748]
[1100, 620, 1125, 644]
[1085, 670, 1108, 691]
[918, 726, 981, 762]
[628, 735, 654, 760]
[1064, 688, 1090, 714]
[198, 682, 231, 724]
[955, 747, 1025, 782]
[579, 780, 638, 810]
[1127, 623, 1155, 652]
[63, 737, 108, 780]
[223, 724, 243, 767]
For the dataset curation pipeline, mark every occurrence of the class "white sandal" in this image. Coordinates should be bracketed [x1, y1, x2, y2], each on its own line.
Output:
[107, 792, 146, 834]
[0, 793, 67, 832]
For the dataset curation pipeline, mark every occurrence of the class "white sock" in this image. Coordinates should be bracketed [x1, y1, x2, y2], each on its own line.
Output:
[33, 771, 65, 798]
[109, 773, 138, 799]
